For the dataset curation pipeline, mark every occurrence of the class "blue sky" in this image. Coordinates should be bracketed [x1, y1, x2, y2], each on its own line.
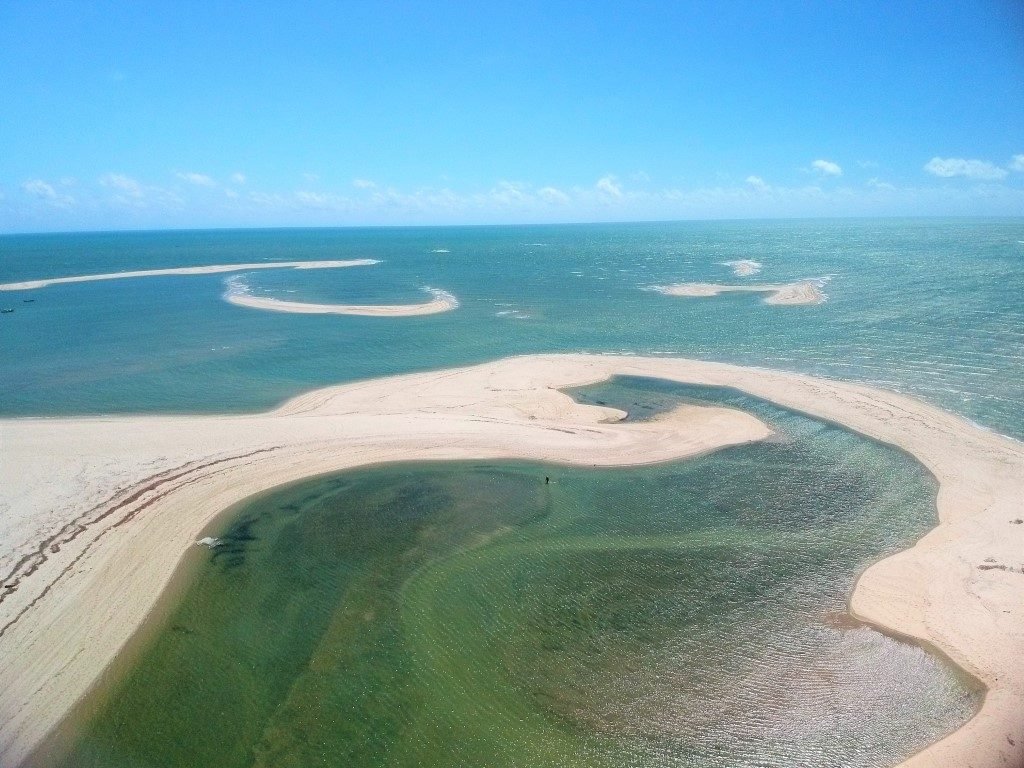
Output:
[1, 0, 1022, 231]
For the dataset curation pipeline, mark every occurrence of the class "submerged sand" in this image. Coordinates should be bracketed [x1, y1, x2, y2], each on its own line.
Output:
[652, 280, 826, 305]
[0, 259, 379, 292]
[225, 286, 459, 316]
[0, 355, 1021, 767]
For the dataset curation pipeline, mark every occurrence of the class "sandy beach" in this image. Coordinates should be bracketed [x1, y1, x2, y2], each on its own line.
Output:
[0, 259, 379, 292]
[1, 354, 1021, 767]
[652, 280, 826, 305]
[224, 286, 459, 316]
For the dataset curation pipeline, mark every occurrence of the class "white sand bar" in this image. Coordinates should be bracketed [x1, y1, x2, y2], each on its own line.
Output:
[0, 259, 379, 291]
[1, 354, 1021, 767]
[653, 280, 826, 305]
[225, 286, 458, 316]
[721, 259, 763, 277]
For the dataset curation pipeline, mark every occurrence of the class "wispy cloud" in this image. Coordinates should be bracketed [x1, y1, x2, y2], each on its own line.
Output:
[22, 179, 58, 199]
[595, 175, 623, 198]
[488, 181, 528, 206]
[294, 190, 349, 209]
[811, 159, 843, 177]
[21, 178, 75, 207]
[8, 165, 1024, 232]
[866, 177, 896, 191]
[923, 157, 1008, 180]
[537, 186, 570, 204]
[98, 173, 183, 210]
[230, 172, 247, 185]
[100, 173, 145, 197]
[175, 171, 217, 187]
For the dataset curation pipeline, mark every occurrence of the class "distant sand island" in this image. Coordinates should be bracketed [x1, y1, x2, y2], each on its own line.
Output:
[720, 259, 763, 277]
[652, 280, 827, 305]
[0, 355, 1021, 767]
[0, 259, 380, 291]
[0, 259, 459, 318]
[225, 283, 458, 316]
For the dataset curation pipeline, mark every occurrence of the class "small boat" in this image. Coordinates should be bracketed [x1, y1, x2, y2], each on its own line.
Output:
[1, 308, 14, 314]
[22, 299, 34, 303]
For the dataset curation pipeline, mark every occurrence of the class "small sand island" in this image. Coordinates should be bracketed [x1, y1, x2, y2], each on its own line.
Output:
[652, 280, 827, 305]
[224, 284, 459, 316]
[0, 354, 1021, 768]
[720, 259, 763, 277]
[0, 259, 380, 292]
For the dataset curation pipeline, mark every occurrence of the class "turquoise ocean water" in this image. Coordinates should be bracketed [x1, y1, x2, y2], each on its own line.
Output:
[2, 219, 1021, 766]
[2, 219, 1022, 438]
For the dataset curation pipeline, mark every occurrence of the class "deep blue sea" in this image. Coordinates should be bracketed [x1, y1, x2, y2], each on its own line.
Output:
[2, 219, 1022, 441]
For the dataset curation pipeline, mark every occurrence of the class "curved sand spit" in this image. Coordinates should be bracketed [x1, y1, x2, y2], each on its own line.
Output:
[653, 280, 826, 305]
[225, 285, 459, 316]
[0, 259, 380, 292]
[0, 354, 1021, 767]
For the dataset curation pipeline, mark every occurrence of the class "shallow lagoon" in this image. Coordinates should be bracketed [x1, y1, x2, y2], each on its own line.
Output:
[51, 379, 978, 767]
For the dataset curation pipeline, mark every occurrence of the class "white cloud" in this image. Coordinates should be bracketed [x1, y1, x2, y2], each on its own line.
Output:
[352, 178, 376, 189]
[537, 186, 570, 204]
[1009, 155, 1024, 172]
[175, 171, 216, 187]
[21, 178, 75, 207]
[98, 173, 183, 210]
[923, 157, 1008, 181]
[100, 173, 144, 197]
[230, 172, 247, 185]
[489, 181, 530, 206]
[14, 167, 1024, 230]
[294, 190, 354, 211]
[595, 175, 623, 198]
[22, 179, 58, 199]
[811, 159, 843, 177]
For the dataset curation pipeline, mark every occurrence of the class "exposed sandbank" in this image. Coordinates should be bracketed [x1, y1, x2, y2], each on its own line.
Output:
[652, 280, 827, 305]
[224, 285, 459, 316]
[0, 355, 1021, 767]
[720, 259, 763, 277]
[0, 260, 379, 292]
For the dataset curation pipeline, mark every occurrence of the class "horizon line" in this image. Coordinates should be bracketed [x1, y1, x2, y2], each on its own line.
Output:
[2, 213, 1022, 238]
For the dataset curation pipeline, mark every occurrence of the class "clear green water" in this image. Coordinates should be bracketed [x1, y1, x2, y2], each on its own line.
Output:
[54, 380, 978, 768]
